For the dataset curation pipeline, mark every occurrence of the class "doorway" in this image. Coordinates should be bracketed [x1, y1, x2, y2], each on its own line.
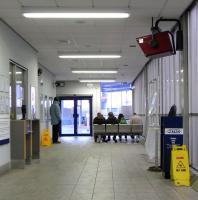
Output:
[9, 61, 27, 120]
[60, 96, 92, 136]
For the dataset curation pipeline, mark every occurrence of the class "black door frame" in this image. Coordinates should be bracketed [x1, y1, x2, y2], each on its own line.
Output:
[59, 96, 93, 136]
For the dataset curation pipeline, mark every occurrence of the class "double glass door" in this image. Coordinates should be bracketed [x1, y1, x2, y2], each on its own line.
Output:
[60, 96, 92, 136]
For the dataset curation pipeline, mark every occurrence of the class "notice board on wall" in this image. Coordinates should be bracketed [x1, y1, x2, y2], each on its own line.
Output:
[0, 74, 10, 144]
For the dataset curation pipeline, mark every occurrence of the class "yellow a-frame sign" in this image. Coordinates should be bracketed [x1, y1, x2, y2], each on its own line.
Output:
[41, 129, 51, 147]
[170, 145, 190, 186]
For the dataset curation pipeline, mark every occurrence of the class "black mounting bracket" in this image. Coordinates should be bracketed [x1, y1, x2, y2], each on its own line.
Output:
[153, 18, 183, 51]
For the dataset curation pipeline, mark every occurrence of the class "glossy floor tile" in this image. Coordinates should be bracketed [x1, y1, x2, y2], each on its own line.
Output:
[0, 137, 197, 200]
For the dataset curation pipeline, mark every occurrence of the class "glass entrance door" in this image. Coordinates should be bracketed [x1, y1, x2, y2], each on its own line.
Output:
[60, 96, 92, 136]
[61, 100, 75, 135]
[77, 100, 90, 135]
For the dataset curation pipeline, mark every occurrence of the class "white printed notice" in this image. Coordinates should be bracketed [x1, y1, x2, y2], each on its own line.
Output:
[0, 119, 9, 140]
[165, 128, 183, 135]
[0, 74, 10, 142]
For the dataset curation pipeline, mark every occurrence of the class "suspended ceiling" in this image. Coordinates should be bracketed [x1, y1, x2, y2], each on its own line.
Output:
[0, 0, 193, 82]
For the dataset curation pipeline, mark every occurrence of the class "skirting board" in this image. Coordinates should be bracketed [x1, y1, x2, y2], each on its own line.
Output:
[0, 163, 10, 176]
[191, 174, 198, 192]
[190, 167, 198, 192]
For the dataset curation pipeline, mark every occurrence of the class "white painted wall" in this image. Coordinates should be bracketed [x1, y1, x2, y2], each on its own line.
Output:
[0, 20, 38, 168]
[56, 81, 101, 118]
[38, 66, 56, 137]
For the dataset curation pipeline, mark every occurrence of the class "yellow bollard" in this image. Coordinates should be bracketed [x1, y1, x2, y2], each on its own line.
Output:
[170, 145, 190, 186]
[41, 129, 52, 147]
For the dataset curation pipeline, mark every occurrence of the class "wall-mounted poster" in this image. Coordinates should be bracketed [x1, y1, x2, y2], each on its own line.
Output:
[44, 95, 48, 121]
[0, 75, 9, 93]
[48, 97, 53, 120]
[0, 119, 10, 142]
[0, 74, 10, 144]
[40, 94, 44, 121]
[31, 86, 36, 119]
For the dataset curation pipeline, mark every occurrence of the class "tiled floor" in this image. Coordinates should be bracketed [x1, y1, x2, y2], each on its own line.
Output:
[0, 137, 197, 200]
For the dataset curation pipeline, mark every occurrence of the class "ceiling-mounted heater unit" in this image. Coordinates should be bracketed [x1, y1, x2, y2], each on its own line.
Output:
[136, 18, 183, 59]
[136, 31, 175, 58]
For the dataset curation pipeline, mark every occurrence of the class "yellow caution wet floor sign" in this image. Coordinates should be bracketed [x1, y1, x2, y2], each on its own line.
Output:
[170, 145, 190, 186]
[41, 129, 51, 147]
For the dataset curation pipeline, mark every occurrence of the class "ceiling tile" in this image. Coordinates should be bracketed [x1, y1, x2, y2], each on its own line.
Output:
[161, 8, 187, 18]
[0, 0, 20, 8]
[94, 0, 129, 8]
[3, 18, 37, 28]
[166, 0, 192, 8]
[20, 0, 56, 7]
[130, 0, 165, 8]
[56, 0, 92, 7]
[161, 0, 192, 17]
[33, 19, 95, 29]
[0, 9, 22, 18]
[132, 8, 161, 18]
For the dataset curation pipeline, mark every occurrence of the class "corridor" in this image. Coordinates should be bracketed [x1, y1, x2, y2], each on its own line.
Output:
[0, 138, 197, 200]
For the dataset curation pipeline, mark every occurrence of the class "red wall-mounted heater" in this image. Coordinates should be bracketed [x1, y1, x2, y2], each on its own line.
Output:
[136, 31, 176, 58]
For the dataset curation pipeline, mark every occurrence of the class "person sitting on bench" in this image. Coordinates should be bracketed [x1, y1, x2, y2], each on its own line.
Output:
[118, 113, 127, 142]
[93, 112, 106, 142]
[130, 113, 143, 142]
[106, 112, 118, 143]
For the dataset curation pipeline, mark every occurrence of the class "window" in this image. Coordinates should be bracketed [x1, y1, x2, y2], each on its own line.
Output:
[100, 83, 132, 119]
[188, 3, 198, 170]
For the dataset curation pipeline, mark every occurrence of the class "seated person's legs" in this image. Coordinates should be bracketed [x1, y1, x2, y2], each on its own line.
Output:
[131, 134, 135, 142]
[135, 135, 140, 143]
[102, 135, 106, 142]
[94, 135, 98, 142]
[113, 135, 117, 143]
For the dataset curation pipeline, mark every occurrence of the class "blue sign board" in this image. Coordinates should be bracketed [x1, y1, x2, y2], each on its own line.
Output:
[101, 82, 132, 92]
[161, 116, 183, 179]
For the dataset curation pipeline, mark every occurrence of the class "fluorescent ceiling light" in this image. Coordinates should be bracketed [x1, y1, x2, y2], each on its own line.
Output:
[72, 70, 118, 74]
[23, 13, 130, 18]
[22, 8, 130, 19]
[79, 79, 116, 83]
[9, 71, 22, 74]
[22, 7, 130, 19]
[59, 54, 121, 59]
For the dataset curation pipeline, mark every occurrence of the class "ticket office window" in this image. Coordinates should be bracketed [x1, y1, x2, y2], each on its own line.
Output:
[9, 62, 27, 120]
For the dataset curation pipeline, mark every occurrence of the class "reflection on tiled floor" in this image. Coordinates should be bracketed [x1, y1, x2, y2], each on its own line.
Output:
[0, 137, 197, 200]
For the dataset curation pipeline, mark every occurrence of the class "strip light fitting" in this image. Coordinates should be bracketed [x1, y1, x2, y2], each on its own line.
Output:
[72, 70, 118, 74]
[59, 54, 121, 59]
[22, 7, 130, 19]
[23, 8, 130, 19]
[79, 79, 116, 83]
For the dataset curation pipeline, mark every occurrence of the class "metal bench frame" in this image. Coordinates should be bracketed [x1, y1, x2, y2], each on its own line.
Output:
[93, 124, 143, 142]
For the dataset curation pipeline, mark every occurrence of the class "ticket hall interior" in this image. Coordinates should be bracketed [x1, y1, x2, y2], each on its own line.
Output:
[0, 0, 198, 199]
